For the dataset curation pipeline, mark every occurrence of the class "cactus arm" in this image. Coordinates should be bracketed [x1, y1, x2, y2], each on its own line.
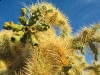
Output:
[21, 8, 26, 16]
[3, 22, 23, 31]
[19, 16, 27, 25]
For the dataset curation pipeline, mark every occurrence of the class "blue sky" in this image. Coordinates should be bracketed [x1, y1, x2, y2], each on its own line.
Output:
[0, 0, 100, 64]
[0, 0, 100, 32]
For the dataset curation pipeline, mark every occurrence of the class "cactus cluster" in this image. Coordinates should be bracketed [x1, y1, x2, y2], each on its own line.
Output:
[72, 24, 100, 61]
[3, 7, 50, 46]
[0, 1, 100, 75]
[0, 2, 71, 75]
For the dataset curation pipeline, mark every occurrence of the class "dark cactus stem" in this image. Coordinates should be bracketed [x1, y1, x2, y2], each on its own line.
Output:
[20, 33, 27, 43]
[89, 41, 98, 61]
[62, 65, 72, 75]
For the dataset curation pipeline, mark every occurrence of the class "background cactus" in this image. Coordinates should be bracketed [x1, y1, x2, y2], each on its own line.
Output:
[0, 1, 100, 75]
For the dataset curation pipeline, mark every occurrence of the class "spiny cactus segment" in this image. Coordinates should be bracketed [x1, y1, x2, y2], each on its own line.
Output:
[72, 24, 100, 61]
[35, 22, 50, 31]
[89, 41, 98, 61]
[3, 22, 23, 31]
[3, 7, 50, 46]
[19, 8, 27, 25]
[21, 8, 26, 16]
[19, 16, 27, 25]
[73, 39, 86, 55]
[28, 8, 41, 26]
[62, 65, 72, 75]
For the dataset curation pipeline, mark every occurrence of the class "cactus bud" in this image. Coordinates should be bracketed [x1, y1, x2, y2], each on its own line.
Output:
[29, 26, 36, 33]
[21, 8, 26, 16]
[28, 15, 37, 26]
[35, 24, 43, 31]
[41, 22, 50, 30]
[3, 22, 14, 30]
[11, 31, 25, 43]
[15, 31, 25, 36]
[32, 8, 41, 16]
[81, 49, 85, 55]
[36, 22, 50, 31]
[11, 35, 20, 43]
[19, 16, 27, 25]
[4, 22, 23, 31]
[28, 8, 42, 26]
[13, 24, 23, 31]
[29, 34, 38, 46]
[3, 23, 10, 30]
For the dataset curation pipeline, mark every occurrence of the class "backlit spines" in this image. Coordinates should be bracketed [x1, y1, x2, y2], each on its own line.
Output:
[0, 2, 71, 74]
[0, 1, 100, 75]
[0, 30, 33, 75]
[27, 2, 71, 38]
[26, 33, 69, 75]
[0, 30, 12, 55]
[84, 62, 100, 75]
[72, 24, 100, 61]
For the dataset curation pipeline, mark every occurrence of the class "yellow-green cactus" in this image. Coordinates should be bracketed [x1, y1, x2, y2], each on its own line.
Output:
[3, 22, 23, 31]
[11, 31, 24, 43]
[89, 41, 98, 61]
[21, 8, 26, 16]
[19, 16, 27, 25]
[29, 34, 38, 46]
[35, 22, 50, 31]
[1, 1, 100, 75]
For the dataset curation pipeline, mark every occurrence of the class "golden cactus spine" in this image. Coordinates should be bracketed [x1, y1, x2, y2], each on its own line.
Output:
[0, 1, 72, 75]
[0, 1, 100, 75]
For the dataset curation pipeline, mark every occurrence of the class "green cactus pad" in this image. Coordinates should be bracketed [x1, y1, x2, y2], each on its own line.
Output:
[21, 8, 26, 16]
[28, 8, 41, 26]
[29, 34, 38, 46]
[3, 22, 23, 31]
[12, 24, 23, 31]
[32, 8, 41, 16]
[36, 22, 50, 31]
[19, 16, 27, 25]
[11, 35, 21, 43]
[3, 22, 14, 30]
[3, 6, 51, 47]
[81, 49, 85, 55]
[28, 15, 40, 26]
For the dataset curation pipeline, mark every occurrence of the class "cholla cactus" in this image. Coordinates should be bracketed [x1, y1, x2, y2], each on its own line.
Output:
[0, 1, 71, 75]
[84, 62, 100, 75]
[73, 24, 100, 61]
[0, 1, 100, 75]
